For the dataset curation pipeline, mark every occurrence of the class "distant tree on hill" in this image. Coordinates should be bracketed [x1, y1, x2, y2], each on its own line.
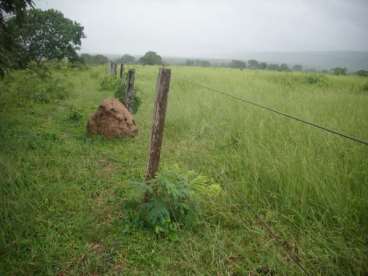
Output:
[118, 54, 136, 64]
[332, 67, 347, 75]
[292, 64, 303, 71]
[258, 62, 267, 70]
[7, 9, 85, 66]
[139, 51, 162, 65]
[185, 59, 195, 66]
[248, 59, 259, 69]
[279, 63, 290, 71]
[230, 59, 246, 69]
[81, 54, 108, 65]
[267, 64, 280, 71]
[355, 70, 368, 77]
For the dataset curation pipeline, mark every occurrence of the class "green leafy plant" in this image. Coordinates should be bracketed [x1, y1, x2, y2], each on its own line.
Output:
[0, 64, 69, 108]
[124, 166, 221, 235]
[99, 76, 121, 91]
[67, 106, 83, 123]
[304, 74, 329, 87]
[113, 73, 141, 114]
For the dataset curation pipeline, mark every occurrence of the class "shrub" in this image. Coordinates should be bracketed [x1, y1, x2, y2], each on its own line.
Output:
[99, 76, 121, 91]
[304, 74, 329, 86]
[361, 82, 368, 92]
[113, 73, 141, 114]
[0, 64, 69, 108]
[123, 166, 221, 235]
[67, 106, 83, 122]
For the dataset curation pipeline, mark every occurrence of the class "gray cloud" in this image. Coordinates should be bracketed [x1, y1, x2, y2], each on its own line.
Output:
[36, 0, 368, 58]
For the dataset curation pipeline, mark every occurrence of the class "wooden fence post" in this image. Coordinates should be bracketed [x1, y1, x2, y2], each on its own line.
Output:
[112, 63, 117, 76]
[120, 64, 125, 79]
[145, 68, 171, 181]
[124, 69, 135, 112]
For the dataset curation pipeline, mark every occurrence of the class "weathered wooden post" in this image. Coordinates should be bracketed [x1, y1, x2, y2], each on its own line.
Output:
[112, 63, 117, 76]
[124, 69, 135, 112]
[145, 68, 171, 183]
[120, 64, 125, 79]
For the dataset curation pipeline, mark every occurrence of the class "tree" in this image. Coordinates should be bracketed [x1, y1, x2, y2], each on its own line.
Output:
[292, 64, 303, 71]
[279, 63, 290, 71]
[185, 59, 195, 66]
[258, 62, 267, 70]
[0, 0, 33, 25]
[248, 59, 259, 69]
[139, 51, 162, 65]
[0, 0, 33, 75]
[332, 67, 347, 75]
[230, 59, 246, 69]
[118, 54, 136, 64]
[81, 54, 109, 65]
[267, 63, 280, 71]
[355, 70, 368, 77]
[7, 9, 85, 66]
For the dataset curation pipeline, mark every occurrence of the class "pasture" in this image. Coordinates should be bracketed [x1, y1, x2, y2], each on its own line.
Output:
[1, 65, 368, 275]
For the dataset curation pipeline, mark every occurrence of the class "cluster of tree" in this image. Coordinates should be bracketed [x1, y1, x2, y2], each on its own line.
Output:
[139, 51, 162, 65]
[1, 0, 85, 75]
[185, 59, 211, 67]
[228, 59, 293, 71]
[115, 54, 136, 64]
[81, 54, 109, 65]
[355, 70, 368, 77]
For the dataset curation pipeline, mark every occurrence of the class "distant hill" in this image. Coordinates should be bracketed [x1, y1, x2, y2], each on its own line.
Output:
[237, 51, 368, 72]
[89, 51, 368, 72]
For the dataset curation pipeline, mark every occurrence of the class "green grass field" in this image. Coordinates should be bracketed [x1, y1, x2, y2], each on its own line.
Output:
[1, 65, 368, 275]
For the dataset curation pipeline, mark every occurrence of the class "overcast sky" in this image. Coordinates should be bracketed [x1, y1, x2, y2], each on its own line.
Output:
[36, 0, 368, 58]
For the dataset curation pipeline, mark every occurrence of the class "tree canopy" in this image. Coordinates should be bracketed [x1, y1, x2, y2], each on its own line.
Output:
[81, 54, 108, 65]
[6, 9, 85, 66]
[118, 54, 136, 64]
[139, 51, 162, 65]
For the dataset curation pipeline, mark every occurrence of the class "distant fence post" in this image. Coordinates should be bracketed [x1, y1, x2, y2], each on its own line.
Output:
[125, 69, 135, 112]
[120, 64, 125, 79]
[145, 68, 171, 183]
[112, 63, 117, 76]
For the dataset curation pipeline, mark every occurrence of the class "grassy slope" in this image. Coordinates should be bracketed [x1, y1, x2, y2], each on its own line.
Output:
[1, 65, 368, 275]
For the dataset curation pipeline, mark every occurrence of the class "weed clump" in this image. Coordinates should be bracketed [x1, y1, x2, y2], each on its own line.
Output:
[99, 76, 121, 91]
[304, 74, 329, 86]
[123, 166, 221, 236]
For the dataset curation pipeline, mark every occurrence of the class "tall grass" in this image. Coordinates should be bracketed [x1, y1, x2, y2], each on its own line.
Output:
[0, 64, 367, 275]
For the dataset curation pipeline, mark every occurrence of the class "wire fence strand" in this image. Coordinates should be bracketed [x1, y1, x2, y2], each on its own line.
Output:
[186, 80, 368, 147]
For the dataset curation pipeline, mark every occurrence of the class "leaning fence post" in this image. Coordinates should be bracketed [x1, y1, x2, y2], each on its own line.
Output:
[145, 68, 171, 183]
[120, 64, 125, 79]
[125, 69, 135, 112]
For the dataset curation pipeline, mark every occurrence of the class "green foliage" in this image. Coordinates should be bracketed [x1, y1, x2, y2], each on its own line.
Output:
[332, 67, 347, 75]
[99, 75, 121, 91]
[230, 59, 246, 69]
[67, 105, 83, 123]
[361, 81, 368, 92]
[124, 166, 217, 235]
[116, 54, 136, 64]
[304, 74, 329, 86]
[0, 63, 69, 108]
[6, 9, 85, 67]
[139, 51, 162, 65]
[81, 53, 109, 65]
[355, 70, 368, 77]
[113, 73, 142, 114]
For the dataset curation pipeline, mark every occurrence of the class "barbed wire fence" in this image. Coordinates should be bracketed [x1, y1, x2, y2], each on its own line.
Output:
[170, 75, 368, 275]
